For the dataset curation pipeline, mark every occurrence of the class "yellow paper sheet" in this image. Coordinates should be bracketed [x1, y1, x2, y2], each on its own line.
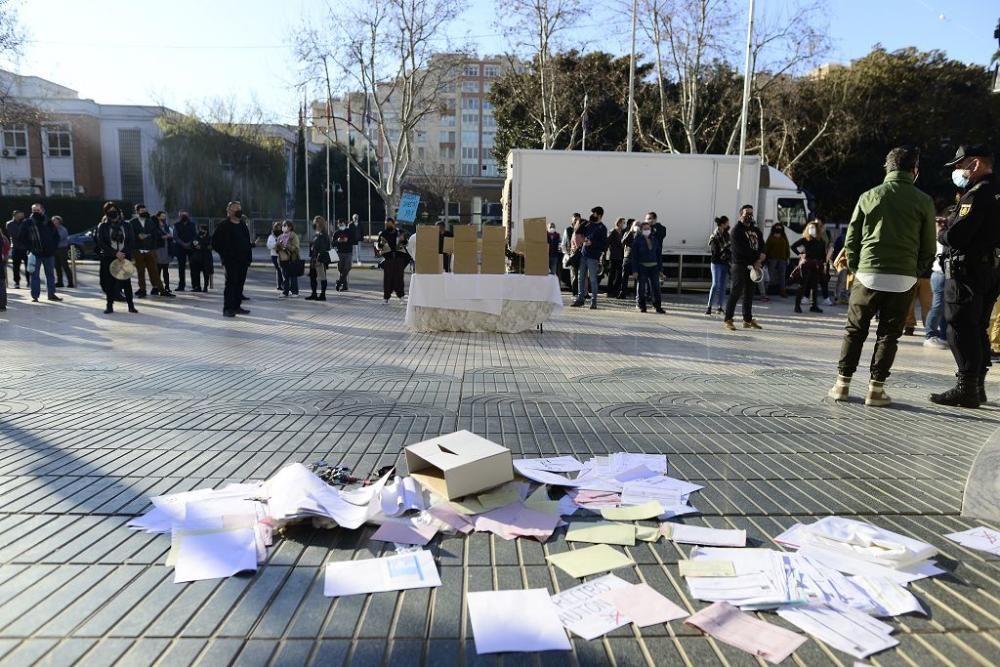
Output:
[524, 486, 563, 514]
[600, 501, 665, 522]
[566, 521, 636, 546]
[449, 498, 486, 515]
[636, 525, 662, 542]
[546, 544, 635, 578]
[476, 484, 524, 512]
[678, 559, 737, 577]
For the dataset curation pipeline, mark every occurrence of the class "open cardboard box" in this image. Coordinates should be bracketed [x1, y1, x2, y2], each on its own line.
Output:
[405, 430, 514, 499]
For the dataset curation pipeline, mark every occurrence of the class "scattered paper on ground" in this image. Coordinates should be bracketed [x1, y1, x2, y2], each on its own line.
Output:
[546, 545, 635, 578]
[601, 500, 665, 521]
[324, 550, 441, 597]
[467, 589, 571, 654]
[566, 521, 636, 546]
[679, 559, 737, 578]
[778, 602, 898, 659]
[602, 582, 689, 627]
[944, 527, 1000, 556]
[550, 574, 633, 639]
[665, 524, 747, 547]
[685, 601, 806, 664]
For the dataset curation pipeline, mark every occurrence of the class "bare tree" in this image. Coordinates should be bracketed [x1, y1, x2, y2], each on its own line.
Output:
[0, 1, 39, 126]
[498, 0, 583, 149]
[296, 0, 465, 213]
[408, 161, 467, 222]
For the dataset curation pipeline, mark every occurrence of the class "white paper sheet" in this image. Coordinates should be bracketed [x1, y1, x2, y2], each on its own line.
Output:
[324, 550, 442, 597]
[173, 525, 258, 583]
[549, 574, 633, 640]
[798, 516, 937, 568]
[513, 456, 585, 473]
[512, 460, 584, 487]
[667, 524, 747, 547]
[685, 548, 798, 609]
[798, 545, 945, 585]
[848, 575, 926, 616]
[778, 602, 898, 659]
[379, 476, 426, 517]
[620, 476, 703, 507]
[944, 526, 1000, 555]
[467, 589, 572, 654]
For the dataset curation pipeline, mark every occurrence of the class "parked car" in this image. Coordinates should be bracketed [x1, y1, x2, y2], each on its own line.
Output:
[67, 227, 98, 260]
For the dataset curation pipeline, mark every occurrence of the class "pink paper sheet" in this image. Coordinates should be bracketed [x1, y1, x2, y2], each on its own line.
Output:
[685, 601, 806, 664]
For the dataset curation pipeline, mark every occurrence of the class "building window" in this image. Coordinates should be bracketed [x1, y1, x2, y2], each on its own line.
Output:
[2, 124, 27, 156]
[463, 64, 480, 77]
[462, 163, 477, 176]
[482, 100, 493, 111]
[49, 180, 75, 197]
[462, 147, 479, 159]
[461, 131, 478, 146]
[45, 124, 72, 157]
[118, 128, 145, 204]
[482, 115, 496, 128]
[484, 65, 500, 77]
[462, 80, 480, 93]
[417, 147, 425, 159]
[462, 113, 479, 125]
[483, 81, 493, 93]
[462, 97, 480, 110]
[2, 180, 33, 196]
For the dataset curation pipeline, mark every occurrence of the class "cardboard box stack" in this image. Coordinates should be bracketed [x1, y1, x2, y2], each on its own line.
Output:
[480, 226, 506, 274]
[414, 225, 442, 274]
[522, 217, 549, 276]
[452, 225, 478, 274]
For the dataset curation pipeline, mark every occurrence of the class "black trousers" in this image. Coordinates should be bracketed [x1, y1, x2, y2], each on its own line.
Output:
[223, 262, 249, 313]
[55, 248, 73, 286]
[99, 258, 134, 308]
[0, 257, 6, 309]
[383, 253, 406, 299]
[796, 263, 820, 306]
[725, 265, 754, 322]
[10, 248, 25, 284]
[176, 251, 189, 289]
[837, 281, 913, 381]
[607, 256, 623, 294]
[190, 260, 211, 291]
[946, 272, 1000, 379]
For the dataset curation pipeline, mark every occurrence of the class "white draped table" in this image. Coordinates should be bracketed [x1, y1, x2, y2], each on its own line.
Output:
[405, 273, 564, 333]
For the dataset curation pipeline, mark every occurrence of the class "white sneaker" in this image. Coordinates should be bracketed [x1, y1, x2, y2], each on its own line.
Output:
[923, 337, 949, 350]
[865, 380, 891, 407]
[823, 297, 833, 306]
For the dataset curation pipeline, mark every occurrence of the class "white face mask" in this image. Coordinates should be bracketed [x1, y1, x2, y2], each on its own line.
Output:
[806, 225, 817, 236]
[952, 169, 972, 189]
[338, 225, 346, 230]
[642, 229, 652, 237]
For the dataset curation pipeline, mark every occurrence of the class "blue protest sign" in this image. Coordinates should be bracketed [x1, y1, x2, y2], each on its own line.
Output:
[397, 192, 421, 223]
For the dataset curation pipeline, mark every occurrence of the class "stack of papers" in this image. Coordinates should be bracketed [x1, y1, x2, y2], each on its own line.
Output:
[127, 482, 264, 534]
[796, 516, 938, 569]
[778, 602, 898, 659]
[266, 463, 389, 529]
[944, 526, 1000, 556]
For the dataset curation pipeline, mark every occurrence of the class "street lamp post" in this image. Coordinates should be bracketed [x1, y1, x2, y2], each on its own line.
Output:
[735, 0, 756, 205]
[626, 0, 638, 153]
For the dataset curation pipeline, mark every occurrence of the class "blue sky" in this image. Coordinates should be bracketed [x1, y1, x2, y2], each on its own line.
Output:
[11, 0, 998, 124]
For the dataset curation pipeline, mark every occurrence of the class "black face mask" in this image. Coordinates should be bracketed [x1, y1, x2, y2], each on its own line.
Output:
[232, 210, 242, 218]
[139, 212, 148, 219]
[31, 212, 43, 222]
[107, 211, 119, 221]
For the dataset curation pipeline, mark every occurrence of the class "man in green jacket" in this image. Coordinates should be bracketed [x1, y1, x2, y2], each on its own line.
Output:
[828, 146, 936, 406]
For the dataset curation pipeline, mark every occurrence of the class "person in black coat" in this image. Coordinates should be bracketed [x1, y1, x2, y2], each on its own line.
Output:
[305, 216, 332, 301]
[332, 221, 355, 291]
[95, 201, 138, 314]
[605, 217, 626, 296]
[189, 223, 214, 291]
[629, 219, 666, 314]
[17, 203, 61, 303]
[376, 217, 408, 302]
[724, 204, 766, 330]
[173, 212, 196, 291]
[211, 201, 253, 317]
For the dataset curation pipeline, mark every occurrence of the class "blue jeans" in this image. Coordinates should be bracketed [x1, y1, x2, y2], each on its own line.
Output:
[768, 259, 787, 293]
[29, 254, 56, 300]
[926, 271, 947, 340]
[549, 255, 560, 276]
[636, 265, 660, 309]
[575, 257, 599, 305]
[708, 262, 729, 309]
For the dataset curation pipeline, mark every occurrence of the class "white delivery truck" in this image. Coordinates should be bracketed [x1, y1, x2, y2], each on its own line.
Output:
[501, 150, 811, 284]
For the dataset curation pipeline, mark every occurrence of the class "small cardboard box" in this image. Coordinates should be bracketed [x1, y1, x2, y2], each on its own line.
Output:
[405, 430, 514, 499]
[480, 226, 506, 274]
[414, 225, 442, 274]
[523, 217, 547, 244]
[453, 225, 477, 243]
[452, 243, 478, 274]
[522, 240, 549, 275]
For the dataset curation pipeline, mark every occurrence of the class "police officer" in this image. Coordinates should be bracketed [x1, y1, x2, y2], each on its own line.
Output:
[931, 145, 1000, 408]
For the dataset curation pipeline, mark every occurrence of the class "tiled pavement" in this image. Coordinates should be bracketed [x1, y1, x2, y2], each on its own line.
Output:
[1, 263, 999, 667]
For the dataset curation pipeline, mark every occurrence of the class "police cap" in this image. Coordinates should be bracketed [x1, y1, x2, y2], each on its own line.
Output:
[945, 144, 994, 166]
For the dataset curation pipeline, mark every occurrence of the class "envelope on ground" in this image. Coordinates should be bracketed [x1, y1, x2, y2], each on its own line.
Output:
[546, 545, 635, 578]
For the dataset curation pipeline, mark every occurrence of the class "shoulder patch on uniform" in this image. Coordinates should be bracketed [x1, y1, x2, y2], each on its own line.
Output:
[959, 204, 972, 217]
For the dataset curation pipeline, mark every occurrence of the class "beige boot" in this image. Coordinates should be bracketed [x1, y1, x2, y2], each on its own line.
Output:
[828, 375, 851, 401]
[865, 379, 891, 407]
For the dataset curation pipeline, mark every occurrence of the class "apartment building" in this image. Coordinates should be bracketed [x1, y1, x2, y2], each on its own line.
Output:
[0, 70, 169, 209]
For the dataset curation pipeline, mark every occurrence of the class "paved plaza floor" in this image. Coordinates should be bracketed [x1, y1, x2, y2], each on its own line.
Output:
[0, 262, 998, 666]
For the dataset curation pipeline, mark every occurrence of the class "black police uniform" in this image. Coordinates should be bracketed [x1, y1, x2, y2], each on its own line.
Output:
[931, 152, 1000, 407]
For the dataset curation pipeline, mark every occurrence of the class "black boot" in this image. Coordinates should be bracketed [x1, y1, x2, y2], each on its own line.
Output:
[305, 291, 319, 301]
[930, 375, 981, 408]
[979, 372, 988, 404]
[318, 280, 327, 301]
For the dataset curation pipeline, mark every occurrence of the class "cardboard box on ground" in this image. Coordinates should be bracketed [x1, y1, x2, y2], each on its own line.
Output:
[405, 430, 514, 499]
[414, 224, 442, 274]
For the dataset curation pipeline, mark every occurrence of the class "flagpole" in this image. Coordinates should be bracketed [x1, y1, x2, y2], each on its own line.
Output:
[626, 0, 637, 152]
[582, 92, 588, 151]
[346, 95, 352, 225]
[303, 92, 310, 223]
[736, 0, 755, 201]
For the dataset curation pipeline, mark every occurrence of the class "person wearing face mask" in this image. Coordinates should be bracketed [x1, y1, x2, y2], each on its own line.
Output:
[96, 202, 138, 315]
[829, 145, 935, 407]
[16, 203, 61, 303]
[629, 220, 665, 314]
[931, 144, 1000, 407]
[571, 206, 607, 310]
[723, 205, 765, 330]
[173, 212, 196, 291]
[706, 216, 731, 315]
[605, 217, 626, 296]
[211, 201, 253, 317]
[765, 223, 790, 298]
[546, 223, 562, 276]
[376, 217, 408, 303]
[188, 223, 214, 292]
[154, 211, 176, 295]
[790, 222, 827, 314]
[129, 204, 167, 298]
[305, 216, 332, 301]
[332, 220, 355, 291]
[5, 210, 24, 289]
[276, 220, 301, 298]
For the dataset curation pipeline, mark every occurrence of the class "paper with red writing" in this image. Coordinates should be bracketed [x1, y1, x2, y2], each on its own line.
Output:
[602, 582, 689, 627]
[549, 574, 633, 640]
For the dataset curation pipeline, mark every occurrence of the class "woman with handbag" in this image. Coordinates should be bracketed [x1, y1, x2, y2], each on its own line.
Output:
[790, 222, 827, 314]
[305, 216, 332, 301]
[375, 217, 408, 303]
[706, 217, 731, 315]
[276, 220, 301, 298]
